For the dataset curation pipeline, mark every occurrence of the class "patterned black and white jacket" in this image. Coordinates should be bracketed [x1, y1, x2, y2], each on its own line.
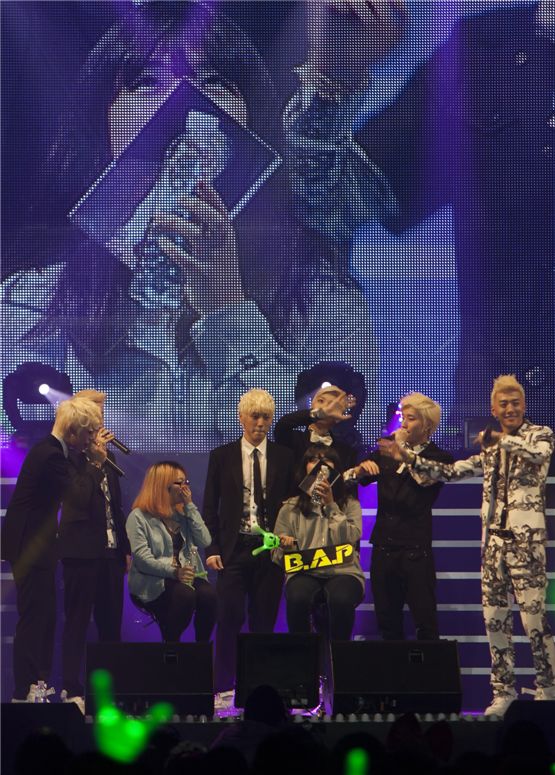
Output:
[409, 420, 554, 538]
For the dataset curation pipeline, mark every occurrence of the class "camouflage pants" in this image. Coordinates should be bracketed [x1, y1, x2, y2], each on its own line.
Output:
[482, 530, 555, 696]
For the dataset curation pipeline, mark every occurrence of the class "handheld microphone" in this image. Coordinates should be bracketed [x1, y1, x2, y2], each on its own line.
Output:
[108, 437, 131, 455]
[480, 424, 495, 448]
[105, 457, 125, 477]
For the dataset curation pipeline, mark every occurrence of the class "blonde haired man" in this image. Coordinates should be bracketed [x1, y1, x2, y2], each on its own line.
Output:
[1, 397, 101, 702]
[380, 376, 555, 716]
[203, 389, 294, 708]
[275, 384, 360, 472]
[359, 392, 453, 642]
[58, 389, 131, 713]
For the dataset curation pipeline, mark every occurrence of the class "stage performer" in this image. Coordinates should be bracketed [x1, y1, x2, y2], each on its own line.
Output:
[126, 461, 217, 644]
[362, 392, 453, 641]
[272, 445, 364, 640]
[1, 397, 102, 702]
[58, 390, 131, 713]
[203, 389, 294, 709]
[379, 375, 555, 716]
[275, 384, 359, 472]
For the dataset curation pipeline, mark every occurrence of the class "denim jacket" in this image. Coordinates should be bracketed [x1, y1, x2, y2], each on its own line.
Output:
[126, 504, 211, 603]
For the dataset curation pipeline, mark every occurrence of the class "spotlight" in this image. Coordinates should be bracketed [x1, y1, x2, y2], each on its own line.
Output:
[3, 362, 73, 439]
[320, 381, 332, 389]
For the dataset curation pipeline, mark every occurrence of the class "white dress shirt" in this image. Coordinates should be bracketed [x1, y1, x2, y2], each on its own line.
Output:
[240, 436, 268, 533]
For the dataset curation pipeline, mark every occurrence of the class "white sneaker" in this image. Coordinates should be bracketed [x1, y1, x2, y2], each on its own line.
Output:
[60, 690, 85, 715]
[484, 692, 517, 717]
[214, 690, 235, 710]
[29, 682, 55, 702]
[535, 686, 555, 701]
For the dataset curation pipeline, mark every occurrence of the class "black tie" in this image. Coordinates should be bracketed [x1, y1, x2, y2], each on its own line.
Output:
[252, 448, 266, 528]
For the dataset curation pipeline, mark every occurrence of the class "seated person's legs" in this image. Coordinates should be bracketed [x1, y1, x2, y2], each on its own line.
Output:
[285, 574, 322, 633]
[193, 577, 217, 642]
[324, 575, 364, 640]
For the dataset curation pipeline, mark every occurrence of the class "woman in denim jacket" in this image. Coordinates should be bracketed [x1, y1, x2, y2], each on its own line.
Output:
[126, 460, 216, 642]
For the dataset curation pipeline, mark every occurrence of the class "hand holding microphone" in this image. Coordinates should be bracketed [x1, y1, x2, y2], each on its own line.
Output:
[475, 425, 501, 448]
[88, 428, 125, 477]
[109, 436, 131, 455]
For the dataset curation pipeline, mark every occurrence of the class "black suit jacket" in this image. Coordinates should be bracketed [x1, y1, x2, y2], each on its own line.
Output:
[1, 435, 69, 571]
[274, 409, 358, 472]
[202, 439, 295, 564]
[58, 451, 130, 562]
[368, 442, 454, 547]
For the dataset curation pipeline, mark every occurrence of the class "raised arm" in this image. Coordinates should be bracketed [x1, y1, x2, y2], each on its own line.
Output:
[325, 496, 363, 546]
[378, 438, 483, 481]
[180, 502, 212, 549]
[499, 426, 554, 465]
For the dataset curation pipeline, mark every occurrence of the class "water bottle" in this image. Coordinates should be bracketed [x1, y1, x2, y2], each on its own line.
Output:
[311, 465, 330, 507]
[143, 111, 229, 265]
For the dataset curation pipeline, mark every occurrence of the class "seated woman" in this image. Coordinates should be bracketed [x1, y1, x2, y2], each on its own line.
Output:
[126, 461, 217, 642]
[272, 445, 365, 640]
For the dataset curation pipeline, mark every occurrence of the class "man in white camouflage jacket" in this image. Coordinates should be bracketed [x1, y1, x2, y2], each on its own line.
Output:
[379, 374, 555, 717]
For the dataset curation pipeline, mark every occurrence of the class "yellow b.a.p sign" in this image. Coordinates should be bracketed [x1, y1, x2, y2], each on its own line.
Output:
[283, 544, 354, 574]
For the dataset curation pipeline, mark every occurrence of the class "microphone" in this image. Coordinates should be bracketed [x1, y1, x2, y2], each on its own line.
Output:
[480, 424, 496, 448]
[105, 457, 125, 477]
[108, 437, 131, 455]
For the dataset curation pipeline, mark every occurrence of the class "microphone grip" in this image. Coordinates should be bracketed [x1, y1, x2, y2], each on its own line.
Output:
[105, 457, 125, 477]
[109, 437, 131, 455]
[481, 425, 493, 447]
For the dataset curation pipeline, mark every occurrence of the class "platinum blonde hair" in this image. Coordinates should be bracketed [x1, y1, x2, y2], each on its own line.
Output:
[73, 389, 107, 407]
[53, 397, 102, 436]
[237, 388, 275, 417]
[491, 374, 525, 407]
[400, 392, 441, 435]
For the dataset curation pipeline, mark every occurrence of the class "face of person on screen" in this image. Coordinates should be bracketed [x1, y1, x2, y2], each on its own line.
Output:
[109, 48, 248, 159]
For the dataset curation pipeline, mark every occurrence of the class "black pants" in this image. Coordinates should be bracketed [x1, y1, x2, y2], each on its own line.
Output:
[62, 556, 125, 696]
[371, 545, 439, 641]
[215, 537, 283, 692]
[285, 574, 364, 640]
[12, 565, 56, 699]
[137, 577, 217, 644]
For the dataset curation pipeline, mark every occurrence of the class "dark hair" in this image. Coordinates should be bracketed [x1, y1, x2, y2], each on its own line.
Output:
[295, 444, 348, 516]
[12, 1, 358, 376]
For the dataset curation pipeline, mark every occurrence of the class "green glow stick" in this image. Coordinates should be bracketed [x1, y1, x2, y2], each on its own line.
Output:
[346, 748, 369, 775]
[251, 524, 280, 556]
[91, 669, 173, 763]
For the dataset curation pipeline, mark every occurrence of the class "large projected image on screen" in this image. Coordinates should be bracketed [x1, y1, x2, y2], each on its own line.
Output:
[2, 0, 553, 453]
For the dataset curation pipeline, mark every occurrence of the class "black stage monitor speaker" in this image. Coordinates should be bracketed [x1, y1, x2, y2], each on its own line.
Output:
[235, 633, 320, 709]
[86, 642, 214, 716]
[502, 700, 555, 754]
[1, 704, 86, 775]
[332, 640, 462, 715]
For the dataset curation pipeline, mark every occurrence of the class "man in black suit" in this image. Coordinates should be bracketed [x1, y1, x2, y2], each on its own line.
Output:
[58, 390, 131, 711]
[1, 397, 102, 701]
[360, 392, 453, 641]
[203, 388, 294, 707]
